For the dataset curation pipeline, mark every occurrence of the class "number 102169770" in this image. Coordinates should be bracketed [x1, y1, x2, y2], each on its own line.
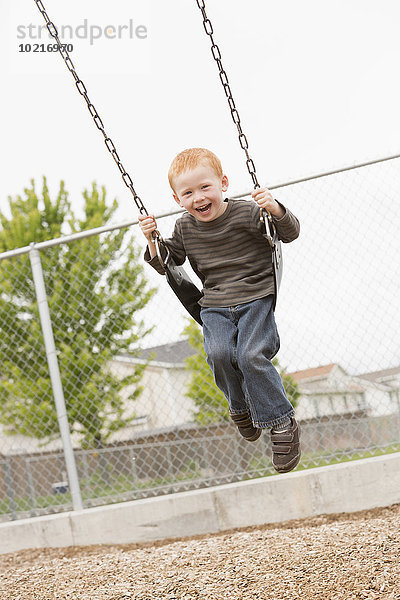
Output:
[19, 43, 73, 52]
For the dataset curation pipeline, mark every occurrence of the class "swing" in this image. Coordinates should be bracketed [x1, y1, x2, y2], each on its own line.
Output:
[33, 0, 283, 324]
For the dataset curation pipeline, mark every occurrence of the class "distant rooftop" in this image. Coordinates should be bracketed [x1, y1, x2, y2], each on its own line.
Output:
[288, 363, 338, 382]
[357, 365, 400, 382]
[135, 340, 194, 365]
[119, 343, 400, 385]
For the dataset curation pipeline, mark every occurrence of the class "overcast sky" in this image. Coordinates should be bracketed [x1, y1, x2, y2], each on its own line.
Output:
[1, 0, 400, 373]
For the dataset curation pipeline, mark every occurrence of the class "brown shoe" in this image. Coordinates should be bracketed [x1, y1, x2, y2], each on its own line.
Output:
[230, 411, 261, 442]
[270, 418, 301, 473]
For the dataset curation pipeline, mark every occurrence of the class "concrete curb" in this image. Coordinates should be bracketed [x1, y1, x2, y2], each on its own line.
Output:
[1, 453, 400, 554]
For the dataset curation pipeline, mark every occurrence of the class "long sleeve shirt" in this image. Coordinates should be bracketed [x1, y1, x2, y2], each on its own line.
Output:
[145, 197, 300, 308]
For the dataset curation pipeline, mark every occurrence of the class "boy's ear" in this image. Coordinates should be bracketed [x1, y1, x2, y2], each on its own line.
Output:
[173, 193, 182, 207]
[222, 175, 229, 192]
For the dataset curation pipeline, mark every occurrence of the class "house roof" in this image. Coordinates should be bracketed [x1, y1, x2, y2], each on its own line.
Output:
[286, 363, 370, 394]
[287, 363, 338, 382]
[357, 365, 400, 382]
[120, 341, 400, 392]
[135, 340, 194, 365]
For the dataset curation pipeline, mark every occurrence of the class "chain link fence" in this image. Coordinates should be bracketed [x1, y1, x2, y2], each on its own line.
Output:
[1, 156, 400, 522]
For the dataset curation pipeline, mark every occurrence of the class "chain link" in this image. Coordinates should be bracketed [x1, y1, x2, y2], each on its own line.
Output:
[33, 0, 149, 216]
[195, 0, 260, 189]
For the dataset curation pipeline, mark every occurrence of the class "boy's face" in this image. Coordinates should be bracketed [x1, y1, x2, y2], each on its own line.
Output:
[172, 164, 229, 222]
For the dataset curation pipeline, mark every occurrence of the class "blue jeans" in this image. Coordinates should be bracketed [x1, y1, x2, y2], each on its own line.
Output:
[201, 296, 294, 429]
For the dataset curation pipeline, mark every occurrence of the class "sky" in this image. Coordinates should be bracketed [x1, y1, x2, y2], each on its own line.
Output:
[1, 0, 400, 374]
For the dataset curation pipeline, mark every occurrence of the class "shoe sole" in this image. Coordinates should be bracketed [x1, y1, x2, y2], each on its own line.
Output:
[243, 429, 262, 442]
[273, 451, 301, 473]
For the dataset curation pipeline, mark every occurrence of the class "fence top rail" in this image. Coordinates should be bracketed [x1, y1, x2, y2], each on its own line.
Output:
[0, 209, 184, 261]
[1, 152, 399, 262]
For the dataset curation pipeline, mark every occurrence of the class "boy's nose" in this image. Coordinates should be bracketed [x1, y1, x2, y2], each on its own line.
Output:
[194, 191, 205, 202]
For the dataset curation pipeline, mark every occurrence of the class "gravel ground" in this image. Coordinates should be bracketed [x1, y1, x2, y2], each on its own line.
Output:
[1, 504, 400, 600]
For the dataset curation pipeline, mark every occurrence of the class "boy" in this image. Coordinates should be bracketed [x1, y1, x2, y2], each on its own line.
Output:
[138, 148, 301, 473]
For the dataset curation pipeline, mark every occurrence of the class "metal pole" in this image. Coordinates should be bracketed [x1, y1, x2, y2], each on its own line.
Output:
[25, 455, 37, 517]
[3, 457, 17, 520]
[29, 244, 83, 511]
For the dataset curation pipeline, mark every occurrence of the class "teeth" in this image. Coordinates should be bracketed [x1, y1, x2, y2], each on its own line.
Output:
[197, 204, 211, 212]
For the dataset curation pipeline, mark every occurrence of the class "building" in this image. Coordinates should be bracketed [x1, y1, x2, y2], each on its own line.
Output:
[1, 337, 399, 453]
[358, 365, 400, 416]
[109, 340, 196, 434]
[287, 363, 397, 420]
[112, 343, 400, 426]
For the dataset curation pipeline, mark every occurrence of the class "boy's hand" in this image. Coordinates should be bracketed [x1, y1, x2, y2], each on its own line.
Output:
[138, 213, 157, 242]
[251, 188, 285, 219]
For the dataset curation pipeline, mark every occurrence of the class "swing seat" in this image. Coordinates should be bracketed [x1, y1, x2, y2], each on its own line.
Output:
[261, 209, 283, 309]
[155, 237, 203, 325]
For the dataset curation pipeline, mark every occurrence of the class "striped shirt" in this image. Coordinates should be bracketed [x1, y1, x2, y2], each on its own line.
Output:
[145, 198, 300, 307]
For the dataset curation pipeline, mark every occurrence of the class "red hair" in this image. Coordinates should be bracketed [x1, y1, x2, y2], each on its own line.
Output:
[168, 148, 223, 192]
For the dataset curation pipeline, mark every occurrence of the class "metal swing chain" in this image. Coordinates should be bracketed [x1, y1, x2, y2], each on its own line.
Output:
[33, 0, 149, 217]
[195, 0, 276, 246]
[195, 0, 260, 190]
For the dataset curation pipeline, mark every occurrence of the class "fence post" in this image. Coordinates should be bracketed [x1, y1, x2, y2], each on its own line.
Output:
[3, 457, 17, 521]
[25, 455, 37, 517]
[29, 244, 83, 511]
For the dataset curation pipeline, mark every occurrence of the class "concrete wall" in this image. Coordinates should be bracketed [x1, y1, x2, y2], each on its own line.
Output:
[1, 452, 400, 555]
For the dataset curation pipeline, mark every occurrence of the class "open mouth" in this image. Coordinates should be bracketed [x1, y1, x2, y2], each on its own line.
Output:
[196, 203, 212, 214]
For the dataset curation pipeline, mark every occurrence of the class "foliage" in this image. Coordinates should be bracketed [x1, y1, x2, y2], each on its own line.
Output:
[183, 320, 228, 425]
[183, 319, 300, 425]
[0, 178, 155, 448]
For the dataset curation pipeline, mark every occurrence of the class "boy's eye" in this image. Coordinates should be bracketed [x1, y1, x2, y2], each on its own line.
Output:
[184, 191, 192, 196]
[202, 185, 209, 189]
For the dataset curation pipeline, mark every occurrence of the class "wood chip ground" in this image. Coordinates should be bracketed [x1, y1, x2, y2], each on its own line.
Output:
[1, 504, 400, 599]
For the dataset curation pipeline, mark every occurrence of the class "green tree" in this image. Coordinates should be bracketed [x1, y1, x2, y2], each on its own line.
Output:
[0, 178, 155, 448]
[183, 320, 228, 425]
[183, 319, 300, 425]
